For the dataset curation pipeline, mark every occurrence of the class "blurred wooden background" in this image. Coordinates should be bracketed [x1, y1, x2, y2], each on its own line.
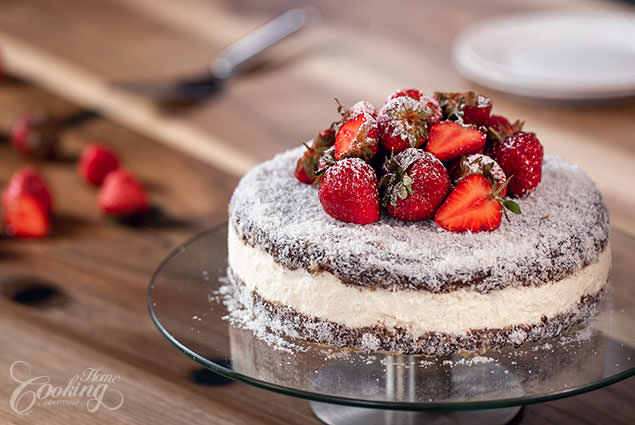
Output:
[0, 0, 633, 424]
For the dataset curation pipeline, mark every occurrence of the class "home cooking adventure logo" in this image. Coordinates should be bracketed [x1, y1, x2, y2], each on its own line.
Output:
[9, 361, 124, 415]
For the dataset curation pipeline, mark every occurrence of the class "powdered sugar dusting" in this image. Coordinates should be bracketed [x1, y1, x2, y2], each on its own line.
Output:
[229, 147, 609, 293]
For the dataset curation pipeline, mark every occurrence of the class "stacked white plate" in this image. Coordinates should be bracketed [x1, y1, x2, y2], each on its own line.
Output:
[452, 12, 635, 100]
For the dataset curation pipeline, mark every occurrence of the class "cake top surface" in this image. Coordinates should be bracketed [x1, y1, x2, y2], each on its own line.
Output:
[229, 147, 609, 293]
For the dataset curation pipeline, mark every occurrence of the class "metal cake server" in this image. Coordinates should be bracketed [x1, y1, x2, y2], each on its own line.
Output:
[111, 7, 317, 103]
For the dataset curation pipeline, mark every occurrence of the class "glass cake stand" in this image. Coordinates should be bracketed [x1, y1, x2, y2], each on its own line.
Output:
[148, 224, 635, 425]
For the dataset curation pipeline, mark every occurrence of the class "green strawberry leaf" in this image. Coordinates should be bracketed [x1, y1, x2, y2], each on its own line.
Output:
[504, 200, 521, 214]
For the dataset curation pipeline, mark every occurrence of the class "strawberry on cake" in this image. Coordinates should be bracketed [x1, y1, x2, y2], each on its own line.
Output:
[226, 89, 610, 355]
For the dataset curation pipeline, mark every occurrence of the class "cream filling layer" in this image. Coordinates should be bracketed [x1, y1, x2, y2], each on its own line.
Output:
[228, 225, 610, 335]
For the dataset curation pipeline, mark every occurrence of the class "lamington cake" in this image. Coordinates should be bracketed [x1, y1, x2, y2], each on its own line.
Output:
[226, 89, 610, 355]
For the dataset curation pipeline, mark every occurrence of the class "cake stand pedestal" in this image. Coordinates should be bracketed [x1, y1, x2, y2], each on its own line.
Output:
[148, 225, 634, 425]
[309, 402, 521, 425]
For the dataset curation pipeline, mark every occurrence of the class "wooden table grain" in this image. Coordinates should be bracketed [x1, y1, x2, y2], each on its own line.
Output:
[0, 0, 633, 424]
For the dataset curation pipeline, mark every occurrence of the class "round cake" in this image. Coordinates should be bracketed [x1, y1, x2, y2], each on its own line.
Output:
[226, 147, 610, 355]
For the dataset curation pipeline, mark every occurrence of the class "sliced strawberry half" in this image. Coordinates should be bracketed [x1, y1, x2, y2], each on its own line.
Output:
[334, 112, 378, 161]
[434, 174, 520, 232]
[426, 121, 486, 161]
[4, 194, 51, 238]
[3, 166, 53, 214]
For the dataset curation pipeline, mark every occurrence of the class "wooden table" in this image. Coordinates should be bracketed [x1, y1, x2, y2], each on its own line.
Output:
[0, 0, 633, 424]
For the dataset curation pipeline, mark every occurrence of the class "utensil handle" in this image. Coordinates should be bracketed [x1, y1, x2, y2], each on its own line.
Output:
[210, 7, 317, 79]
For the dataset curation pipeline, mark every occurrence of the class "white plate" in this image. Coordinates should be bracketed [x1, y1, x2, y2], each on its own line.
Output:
[452, 12, 635, 100]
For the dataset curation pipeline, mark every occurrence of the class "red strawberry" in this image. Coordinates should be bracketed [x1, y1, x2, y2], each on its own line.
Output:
[434, 91, 492, 126]
[317, 146, 336, 176]
[488, 115, 512, 135]
[334, 112, 378, 161]
[385, 88, 442, 126]
[78, 143, 120, 186]
[378, 97, 431, 152]
[294, 129, 336, 184]
[451, 154, 508, 197]
[434, 174, 519, 232]
[486, 115, 523, 143]
[4, 194, 51, 238]
[348, 100, 378, 118]
[3, 166, 53, 214]
[426, 121, 486, 161]
[491, 132, 543, 197]
[98, 169, 149, 217]
[318, 158, 379, 224]
[10, 112, 59, 158]
[380, 148, 450, 221]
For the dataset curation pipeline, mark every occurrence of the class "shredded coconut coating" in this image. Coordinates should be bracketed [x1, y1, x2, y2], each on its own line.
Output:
[229, 147, 609, 293]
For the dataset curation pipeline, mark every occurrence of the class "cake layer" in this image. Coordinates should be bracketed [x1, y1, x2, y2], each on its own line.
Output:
[228, 225, 610, 335]
[225, 270, 605, 355]
[229, 147, 610, 293]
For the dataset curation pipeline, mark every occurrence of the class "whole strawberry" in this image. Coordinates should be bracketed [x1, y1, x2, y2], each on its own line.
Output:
[78, 143, 120, 186]
[434, 174, 520, 232]
[485, 115, 524, 153]
[294, 128, 336, 184]
[491, 132, 543, 197]
[385, 88, 442, 126]
[98, 169, 149, 217]
[348, 100, 378, 118]
[10, 112, 59, 158]
[378, 97, 432, 153]
[434, 91, 492, 126]
[451, 154, 508, 197]
[380, 148, 450, 221]
[318, 158, 380, 224]
[334, 112, 378, 161]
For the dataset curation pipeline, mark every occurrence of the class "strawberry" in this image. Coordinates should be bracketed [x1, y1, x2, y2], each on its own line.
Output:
[294, 128, 336, 184]
[3, 166, 53, 214]
[318, 158, 379, 224]
[78, 143, 120, 186]
[380, 148, 450, 221]
[334, 112, 378, 161]
[451, 154, 508, 197]
[10, 112, 59, 158]
[3, 194, 51, 238]
[317, 146, 336, 176]
[491, 132, 543, 197]
[488, 115, 512, 135]
[98, 169, 149, 217]
[385, 88, 442, 126]
[426, 121, 486, 162]
[348, 100, 378, 118]
[434, 91, 492, 126]
[377, 97, 431, 152]
[434, 174, 520, 232]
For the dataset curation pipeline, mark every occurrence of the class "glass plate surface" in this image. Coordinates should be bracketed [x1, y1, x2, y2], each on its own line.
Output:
[148, 224, 634, 410]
